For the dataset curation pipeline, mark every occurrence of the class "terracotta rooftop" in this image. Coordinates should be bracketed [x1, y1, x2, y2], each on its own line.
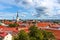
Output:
[37, 22, 50, 27]
[46, 29, 60, 40]
[0, 22, 60, 40]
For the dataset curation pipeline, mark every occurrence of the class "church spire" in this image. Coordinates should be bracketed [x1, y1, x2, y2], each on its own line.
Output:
[17, 11, 19, 18]
[16, 11, 20, 22]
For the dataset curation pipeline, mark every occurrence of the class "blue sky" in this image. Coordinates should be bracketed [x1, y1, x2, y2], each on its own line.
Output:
[0, 0, 60, 20]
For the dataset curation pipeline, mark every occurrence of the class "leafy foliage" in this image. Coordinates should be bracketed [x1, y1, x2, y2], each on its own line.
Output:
[42, 30, 56, 40]
[17, 30, 30, 40]
[9, 23, 19, 27]
[13, 26, 56, 40]
[29, 26, 44, 40]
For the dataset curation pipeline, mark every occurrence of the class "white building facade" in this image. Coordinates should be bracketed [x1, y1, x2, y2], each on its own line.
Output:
[3, 33, 12, 40]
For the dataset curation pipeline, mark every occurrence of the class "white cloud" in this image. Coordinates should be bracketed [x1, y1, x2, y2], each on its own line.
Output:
[57, 10, 60, 14]
[21, 14, 26, 17]
[17, 0, 60, 17]
[37, 0, 60, 16]
[0, 5, 12, 10]
[0, 0, 60, 19]
[32, 13, 36, 16]
[0, 0, 16, 5]
[0, 12, 16, 19]
[20, 12, 28, 17]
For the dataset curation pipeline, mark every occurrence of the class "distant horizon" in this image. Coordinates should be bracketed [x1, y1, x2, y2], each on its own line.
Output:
[0, 18, 60, 20]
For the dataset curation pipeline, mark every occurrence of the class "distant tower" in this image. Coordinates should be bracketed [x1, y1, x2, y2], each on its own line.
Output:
[16, 11, 20, 22]
[13, 16, 14, 21]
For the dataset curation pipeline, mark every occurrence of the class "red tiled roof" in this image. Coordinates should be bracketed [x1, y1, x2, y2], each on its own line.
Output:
[46, 29, 60, 40]
[0, 32, 7, 37]
[1, 22, 60, 40]
[0, 26, 5, 28]
[4, 27, 18, 32]
[37, 22, 49, 27]
[37, 22, 60, 28]
[50, 24, 60, 28]
[0, 26, 18, 33]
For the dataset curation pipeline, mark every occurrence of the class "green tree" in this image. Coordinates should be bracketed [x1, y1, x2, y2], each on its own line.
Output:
[13, 36, 18, 40]
[30, 37, 36, 40]
[9, 23, 19, 27]
[42, 30, 56, 40]
[46, 32, 56, 40]
[17, 30, 30, 40]
[29, 26, 44, 40]
[13, 25, 56, 40]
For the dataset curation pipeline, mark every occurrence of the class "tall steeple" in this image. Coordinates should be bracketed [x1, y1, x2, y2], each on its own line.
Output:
[16, 11, 20, 22]
[16, 11, 18, 18]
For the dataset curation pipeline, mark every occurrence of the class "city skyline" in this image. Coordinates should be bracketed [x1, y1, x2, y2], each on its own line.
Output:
[0, 0, 60, 20]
